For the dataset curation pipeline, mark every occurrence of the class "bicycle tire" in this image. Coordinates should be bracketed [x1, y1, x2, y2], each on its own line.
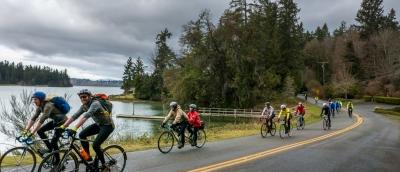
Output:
[323, 118, 327, 130]
[38, 149, 78, 172]
[102, 145, 127, 172]
[157, 131, 174, 154]
[195, 129, 207, 148]
[260, 123, 268, 138]
[270, 123, 276, 136]
[302, 119, 305, 130]
[0, 147, 36, 172]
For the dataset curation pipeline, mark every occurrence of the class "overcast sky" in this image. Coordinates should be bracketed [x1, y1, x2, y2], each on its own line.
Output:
[0, 0, 399, 80]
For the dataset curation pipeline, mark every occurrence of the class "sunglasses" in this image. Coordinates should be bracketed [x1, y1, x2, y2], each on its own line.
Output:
[79, 95, 89, 99]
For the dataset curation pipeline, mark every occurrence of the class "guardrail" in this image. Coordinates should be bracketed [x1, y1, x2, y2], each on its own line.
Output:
[198, 107, 263, 117]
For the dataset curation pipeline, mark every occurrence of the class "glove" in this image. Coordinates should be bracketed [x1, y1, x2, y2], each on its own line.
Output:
[66, 127, 78, 136]
[161, 123, 166, 128]
[55, 125, 66, 132]
[20, 129, 28, 136]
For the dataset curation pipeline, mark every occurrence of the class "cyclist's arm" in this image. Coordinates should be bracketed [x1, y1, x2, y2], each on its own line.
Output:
[31, 104, 55, 134]
[74, 102, 101, 129]
[63, 106, 85, 128]
[260, 107, 267, 116]
[26, 108, 41, 131]
[163, 110, 173, 124]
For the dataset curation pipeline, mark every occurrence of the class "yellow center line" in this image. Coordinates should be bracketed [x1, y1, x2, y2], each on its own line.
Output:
[189, 114, 364, 172]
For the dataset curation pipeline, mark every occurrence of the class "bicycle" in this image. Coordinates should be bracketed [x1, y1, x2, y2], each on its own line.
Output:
[0, 132, 68, 172]
[348, 108, 353, 118]
[278, 119, 292, 139]
[322, 115, 331, 130]
[158, 123, 206, 154]
[260, 117, 276, 137]
[296, 114, 305, 130]
[38, 129, 127, 172]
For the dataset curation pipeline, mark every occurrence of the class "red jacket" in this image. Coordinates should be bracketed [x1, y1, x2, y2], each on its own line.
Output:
[296, 105, 305, 115]
[187, 111, 201, 128]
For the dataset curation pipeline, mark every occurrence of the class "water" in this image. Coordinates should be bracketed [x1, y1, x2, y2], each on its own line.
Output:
[0, 85, 164, 151]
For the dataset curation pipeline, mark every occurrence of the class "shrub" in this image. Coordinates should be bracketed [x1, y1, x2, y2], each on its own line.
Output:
[374, 96, 400, 105]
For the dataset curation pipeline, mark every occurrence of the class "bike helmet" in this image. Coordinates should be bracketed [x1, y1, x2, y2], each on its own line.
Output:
[189, 104, 197, 109]
[323, 103, 327, 106]
[32, 91, 46, 101]
[265, 102, 271, 106]
[77, 89, 92, 96]
[280, 104, 286, 109]
[169, 101, 178, 109]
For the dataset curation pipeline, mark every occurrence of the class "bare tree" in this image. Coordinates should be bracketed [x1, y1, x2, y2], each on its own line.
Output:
[0, 90, 34, 138]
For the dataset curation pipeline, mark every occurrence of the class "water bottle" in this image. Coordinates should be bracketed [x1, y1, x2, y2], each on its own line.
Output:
[79, 148, 90, 161]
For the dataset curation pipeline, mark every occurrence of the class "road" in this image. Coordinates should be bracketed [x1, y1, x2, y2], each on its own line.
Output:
[121, 99, 399, 172]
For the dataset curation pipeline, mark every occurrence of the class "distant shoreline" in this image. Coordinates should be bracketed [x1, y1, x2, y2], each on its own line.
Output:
[0, 84, 73, 87]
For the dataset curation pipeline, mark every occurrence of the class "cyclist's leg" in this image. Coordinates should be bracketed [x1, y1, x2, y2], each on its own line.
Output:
[37, 121, 56, 150]
[328, 115, 331, 127]
[79, 124, 100, 157]
[193, 127, 198, 145]
[178, 122, 188, 146]
[92, 125, 114, 166]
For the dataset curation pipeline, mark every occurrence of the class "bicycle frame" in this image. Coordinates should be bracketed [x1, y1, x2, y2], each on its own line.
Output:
[60, 136, 94, 168]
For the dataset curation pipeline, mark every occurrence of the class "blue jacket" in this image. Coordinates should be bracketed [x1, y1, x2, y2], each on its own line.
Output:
[330, 102, 336, 109]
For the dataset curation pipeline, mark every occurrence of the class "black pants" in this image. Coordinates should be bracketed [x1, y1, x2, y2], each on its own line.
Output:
[174, 122, 188, 146]
[79, 124, 114, 165]
[326, 115, 331, 127]
[37, 121, 63, 152]
[267, 114, 275, 129]
[284, 118, 291, 133]
[187, 125, 198, 144]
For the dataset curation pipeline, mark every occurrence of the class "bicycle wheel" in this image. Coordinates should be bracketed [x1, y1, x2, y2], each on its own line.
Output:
[279, 124, 285, 139]
[157, 131, 174, 154]
[103, 145, 127, 172]
[38, 149, 78, 172]
[296, 118, 301, 130]
[260, 123, 268, 138]
[0, 147, 36, 172]
[301, 119, 305, 130]
[270, 123, 276, 136]
[195, 129, 206, 148]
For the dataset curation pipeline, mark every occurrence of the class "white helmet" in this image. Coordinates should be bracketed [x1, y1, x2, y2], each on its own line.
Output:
[169, 101, 178, 109]
[323, 103, 327, 106]
[280, 104, 286, 109]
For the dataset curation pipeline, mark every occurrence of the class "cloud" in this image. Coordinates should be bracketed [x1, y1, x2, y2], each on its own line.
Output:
[0, 0, 399, 79]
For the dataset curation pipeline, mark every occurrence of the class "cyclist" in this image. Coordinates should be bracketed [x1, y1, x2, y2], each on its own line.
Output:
[330, 100, 336, 117]
[161, 101, 189, 149]
[320, 103, 331, 128]
[278, 104, 292, 134]
[61, 89, 114, 171]
[347, 101, 354, 118]
[314, 96, 319, 104]
[187, 104, 201, 146]
[335, 100, 341, 113]
[24, 91, 68, 156]
[295, 102, 305, 126]
[260, 102, 275, 131]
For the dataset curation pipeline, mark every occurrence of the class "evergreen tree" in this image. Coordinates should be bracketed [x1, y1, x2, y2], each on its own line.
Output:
[355, 0, 385, 38]
[121, 57, 133, 94]
[333, 21, 347, 37]
[151, 28, 176, 100]
[383, 8, 399, 30]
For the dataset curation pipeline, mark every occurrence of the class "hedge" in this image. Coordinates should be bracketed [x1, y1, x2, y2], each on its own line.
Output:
[374, 108, 400, 116]
[374, 96, 400, 105]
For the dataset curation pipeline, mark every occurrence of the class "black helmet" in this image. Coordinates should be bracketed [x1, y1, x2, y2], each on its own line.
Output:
[77, 89, 92, 96]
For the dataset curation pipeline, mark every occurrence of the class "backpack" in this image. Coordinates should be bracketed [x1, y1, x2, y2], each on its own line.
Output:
[50, 96, 71, 114]
[93, 93, 113, 116]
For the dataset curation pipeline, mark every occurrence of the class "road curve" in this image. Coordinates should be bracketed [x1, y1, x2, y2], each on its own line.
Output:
[123, 102, 387, 171]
